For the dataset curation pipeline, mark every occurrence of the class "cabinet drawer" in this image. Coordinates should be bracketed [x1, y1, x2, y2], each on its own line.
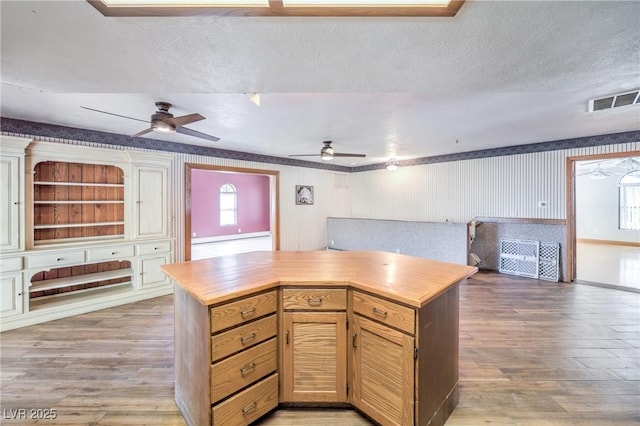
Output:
[282, 288, 347, 310]
[211, 338, 277, 403]
[0, 256, 23, 272]
[27, 250, 85, 269]
[353, 291, 415, 335]
[136, 240, 171, 256]
[212, 373, 279, 426]
[88, 245, 135, 262]
[211, 291, 277, 333]
[212, 314, 277, 362]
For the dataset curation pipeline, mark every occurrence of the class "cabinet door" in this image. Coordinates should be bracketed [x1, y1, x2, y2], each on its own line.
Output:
[352, 315, 415, 426]
[0, 155, 22, 251]
[138, 253, 170, 288]
[133, 166, 168, 239]
[281, 312, 347, 403]
[0, 272, 23, 318]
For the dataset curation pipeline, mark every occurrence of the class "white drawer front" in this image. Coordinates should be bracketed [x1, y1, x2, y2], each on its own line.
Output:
[137, 241, 171, 256]
[0, 256, 23, 272]
[88, 245, 135, 262]
[28, 250, 85, 269]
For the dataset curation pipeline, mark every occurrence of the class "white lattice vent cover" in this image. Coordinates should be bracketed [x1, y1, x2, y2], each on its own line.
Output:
[538, 242, 560, 282]
[499, 239, 540, 279]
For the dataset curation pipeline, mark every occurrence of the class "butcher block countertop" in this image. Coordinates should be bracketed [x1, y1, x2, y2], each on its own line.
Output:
[162, 251, 477, 308]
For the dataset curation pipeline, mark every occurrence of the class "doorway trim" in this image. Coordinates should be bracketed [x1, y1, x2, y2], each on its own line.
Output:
[565, 150, 640, 281]
[184, 163, 280, 261]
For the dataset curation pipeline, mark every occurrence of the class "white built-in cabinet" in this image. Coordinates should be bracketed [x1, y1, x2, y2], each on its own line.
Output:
[0, 137, 175, 331]
[0, 137, 29, 252]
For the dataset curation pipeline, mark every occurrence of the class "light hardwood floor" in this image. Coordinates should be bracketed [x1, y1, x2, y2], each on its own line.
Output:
[1, 272, 638, 425]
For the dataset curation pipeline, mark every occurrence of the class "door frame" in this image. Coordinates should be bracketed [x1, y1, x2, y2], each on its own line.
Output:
[184, 163, 280, 261]
[565, 150, 640, 281]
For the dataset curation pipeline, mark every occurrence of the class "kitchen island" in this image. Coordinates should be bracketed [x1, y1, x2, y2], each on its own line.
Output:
[162, 250, 477, 426]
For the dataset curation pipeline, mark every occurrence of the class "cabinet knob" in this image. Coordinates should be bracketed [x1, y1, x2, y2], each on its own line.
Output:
[372, 307, 388, 318]
[240, 307, 256, 318]
[111, 252, 117, 255]
[240, 333, 257, 345]
[307, 297, 323, 306]
[240, 362, 256, 374]
[13, 202, 19, 205]
[242, 402, 257, 415]
[56, 257, 63, 261]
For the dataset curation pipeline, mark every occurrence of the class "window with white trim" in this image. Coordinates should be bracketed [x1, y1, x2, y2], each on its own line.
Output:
[619, 170, 640, 230]
[220, 184, 237, 226]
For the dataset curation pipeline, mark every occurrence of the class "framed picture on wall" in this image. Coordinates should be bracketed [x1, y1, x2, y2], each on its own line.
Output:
[295, 185, 314, 205]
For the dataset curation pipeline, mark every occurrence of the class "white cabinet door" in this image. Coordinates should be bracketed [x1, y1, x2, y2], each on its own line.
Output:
[133, 166, 168, 239]
[0, 272, 23, 318]
[0, 155, 22, 251]
[138, 254, 170, 288]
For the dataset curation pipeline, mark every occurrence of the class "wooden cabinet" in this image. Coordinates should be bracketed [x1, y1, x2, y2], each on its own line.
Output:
[175, 288, 279, 426]
[352, 314, 414, 426]
[165, 252, 475, 426]
[0, 136, 30, 252]
[281, 288, 348, 403]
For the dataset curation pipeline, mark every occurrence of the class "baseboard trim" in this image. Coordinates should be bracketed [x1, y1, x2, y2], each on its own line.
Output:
[192, 231, 271, 245]
[577, 238, 640, 247]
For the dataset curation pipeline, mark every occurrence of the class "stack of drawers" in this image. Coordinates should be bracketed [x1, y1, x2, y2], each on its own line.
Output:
[209, 290, 279, 425]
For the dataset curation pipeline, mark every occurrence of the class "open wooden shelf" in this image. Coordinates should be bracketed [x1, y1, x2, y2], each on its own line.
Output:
[33, 161, 125, 244]
[29, 282, 134, 311]
[29, 268, 134, 293]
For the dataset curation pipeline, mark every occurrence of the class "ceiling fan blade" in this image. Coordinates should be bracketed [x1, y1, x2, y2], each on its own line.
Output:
[133, 128, 153, 138]
[288, 154, 320, 157]
[176, 126, 220, 142]
[81, 106, 150, 124]
[334, 153, 366, 158]
[168, 113, 205, 127]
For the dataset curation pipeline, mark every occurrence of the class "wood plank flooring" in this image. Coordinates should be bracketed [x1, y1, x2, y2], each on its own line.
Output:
[1, 272, 638, 425]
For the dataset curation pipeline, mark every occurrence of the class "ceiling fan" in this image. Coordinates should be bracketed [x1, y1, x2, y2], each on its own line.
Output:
[577, 163, 611, 179]
[289, 141, 366, 161]
[81, 102, 220, 142]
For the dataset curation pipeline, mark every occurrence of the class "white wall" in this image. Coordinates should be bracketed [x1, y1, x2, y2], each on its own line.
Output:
[8, 134, 639, 261]
[350, 143, 640, 224]
[167, 153, 352, 261]
[576, 172, 640, 243]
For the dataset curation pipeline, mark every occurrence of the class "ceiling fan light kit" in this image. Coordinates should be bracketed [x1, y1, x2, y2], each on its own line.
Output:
[82, 101, 220, 142]
[289, 140, 366, 162]
[386, 158, 400, 172]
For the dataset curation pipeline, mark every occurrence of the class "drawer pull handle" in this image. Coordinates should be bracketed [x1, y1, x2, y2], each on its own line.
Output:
[240, 333, 256, 344]
[154, 247, 159, 251]
[56, 257, 63, 261]
[111, 251, 117, 255]
[240, 362, 256, 374]
[373, 307, 388, 318]
[240, 307, 256, 318]
[242, 402, 257, 415]
[307, 297, 323, 306]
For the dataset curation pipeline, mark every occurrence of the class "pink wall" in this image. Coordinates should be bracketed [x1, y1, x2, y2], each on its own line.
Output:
[191, 169, 271, 238]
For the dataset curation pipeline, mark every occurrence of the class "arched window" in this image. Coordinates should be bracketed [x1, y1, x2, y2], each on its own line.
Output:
[619, 170, 640, 230]
[220, 184, 237, 226]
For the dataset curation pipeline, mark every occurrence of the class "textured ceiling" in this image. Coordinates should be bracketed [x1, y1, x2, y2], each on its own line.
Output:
[1, 0, 639, 166]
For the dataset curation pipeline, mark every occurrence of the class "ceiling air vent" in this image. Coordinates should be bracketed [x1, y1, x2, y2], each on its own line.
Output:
[589, 90, 640, 112]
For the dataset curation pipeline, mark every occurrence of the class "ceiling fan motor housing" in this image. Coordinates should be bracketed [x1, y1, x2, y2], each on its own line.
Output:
[151, 102, 176, 133]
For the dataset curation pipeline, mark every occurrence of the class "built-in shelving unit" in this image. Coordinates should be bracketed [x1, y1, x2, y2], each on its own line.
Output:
[29, 260, 133, 309]
[1, 139, 174, 332]
[33, 161, 125, 245]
